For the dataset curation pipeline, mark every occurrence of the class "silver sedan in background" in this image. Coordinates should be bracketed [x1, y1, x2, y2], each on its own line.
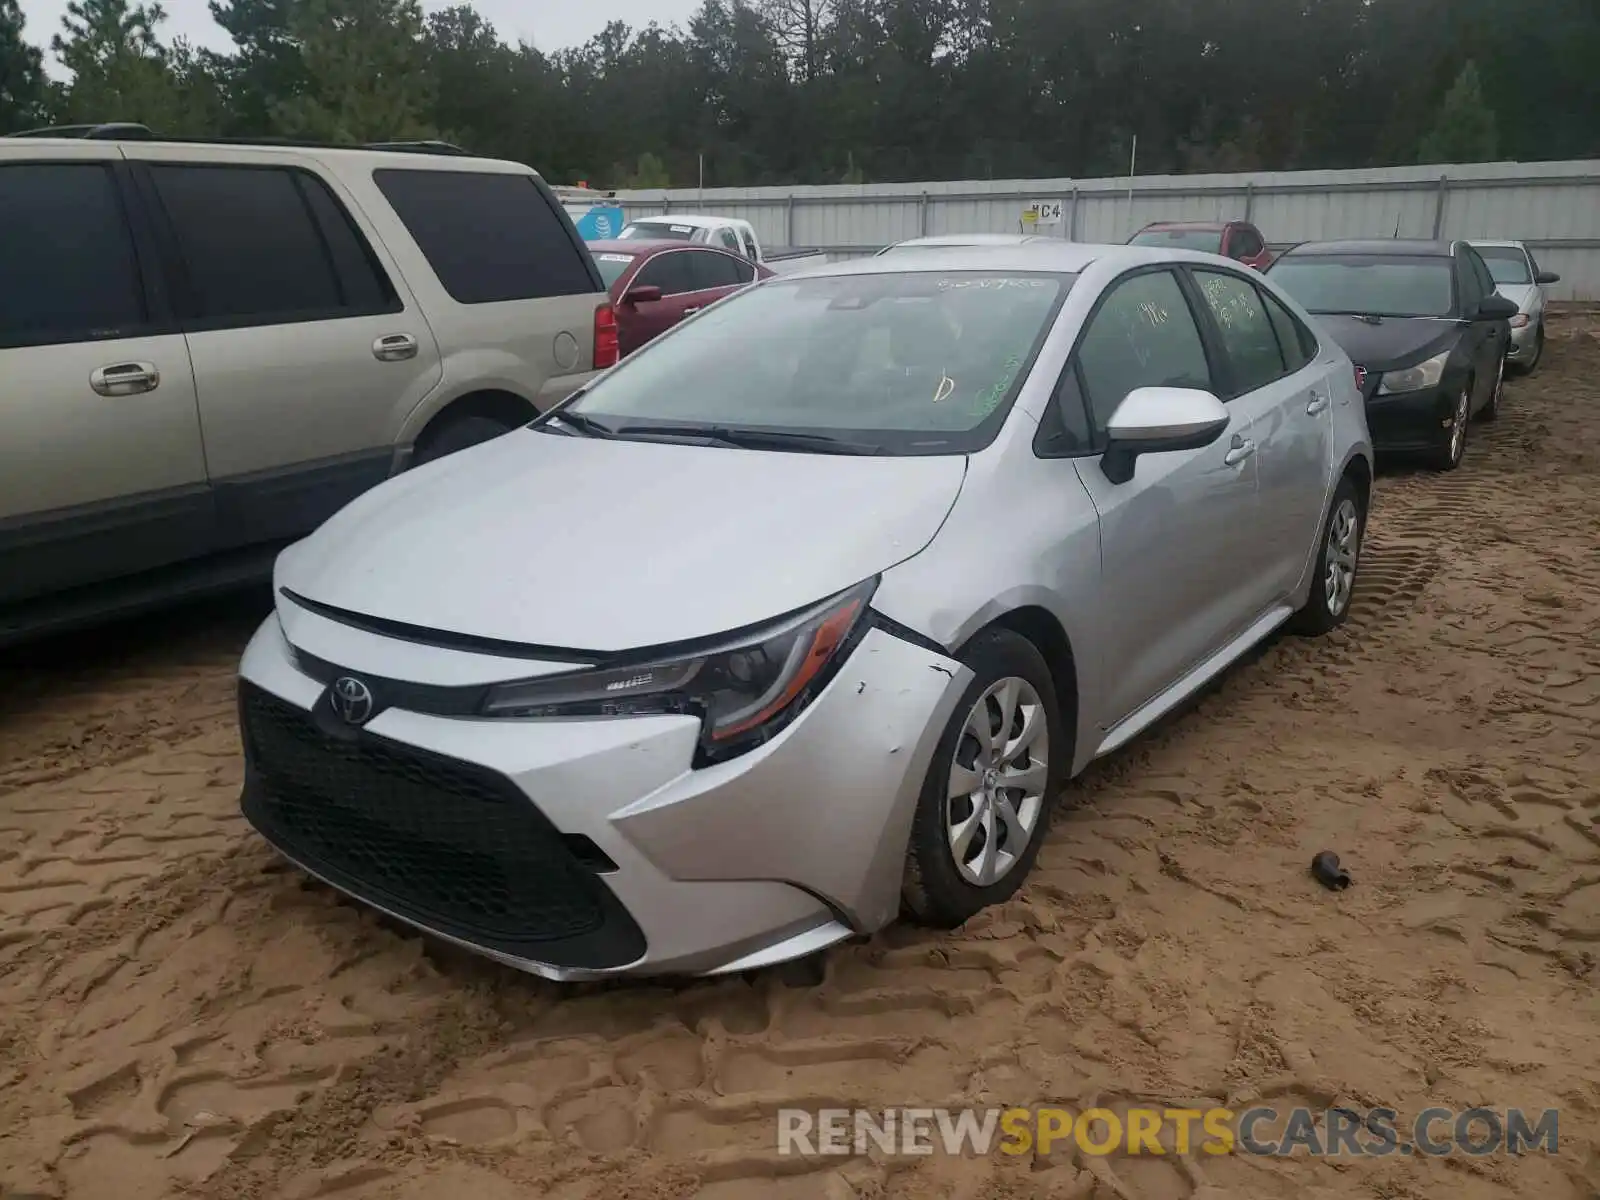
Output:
[1470, 239, 1561, 373]
[236, 243, 1373, 981]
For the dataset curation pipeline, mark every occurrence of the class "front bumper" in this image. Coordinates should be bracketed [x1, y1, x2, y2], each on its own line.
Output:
[1363, 385, 1455, 454]
[237, 612, 968, 980]
[1506, 321, 1538, 361]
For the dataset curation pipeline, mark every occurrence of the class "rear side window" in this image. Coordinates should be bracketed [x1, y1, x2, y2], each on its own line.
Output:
[1261, 289, 1317, 372]
[0, 163, 146, 349]
[1193, 269, 1286, 395]
[691, 250, 751, 289]
[376, 169, 597, 304]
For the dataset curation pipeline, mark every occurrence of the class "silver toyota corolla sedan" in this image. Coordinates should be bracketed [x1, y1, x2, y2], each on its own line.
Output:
[237, 243, 1373, 981]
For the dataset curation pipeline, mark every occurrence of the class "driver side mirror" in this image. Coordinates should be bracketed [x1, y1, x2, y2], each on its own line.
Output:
[622, 284, 662, 306]
[1535, 270, 1560, 285]
[1101, 386, 1230, 485]
[1475, 294, 1519, 321]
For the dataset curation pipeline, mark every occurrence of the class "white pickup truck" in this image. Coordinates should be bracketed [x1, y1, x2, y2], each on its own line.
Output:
[616, 214, 828, 275]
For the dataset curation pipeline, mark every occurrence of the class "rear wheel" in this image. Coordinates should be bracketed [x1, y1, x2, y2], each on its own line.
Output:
[1291, 476, 1363, 636]
[902, 628, 1063, 928]
[1430, 385, 1471, 471]
[413, 414, 517, 466]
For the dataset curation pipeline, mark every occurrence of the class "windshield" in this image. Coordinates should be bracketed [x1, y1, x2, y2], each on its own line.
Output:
[1130, 227, 1224, 253]
[1266, 254, 1456, 318]
[591, 251, 636, 289]
[620, 221, 696, 242]
[1474, 245, 1532, 286]
[564, 270, 1074, 454]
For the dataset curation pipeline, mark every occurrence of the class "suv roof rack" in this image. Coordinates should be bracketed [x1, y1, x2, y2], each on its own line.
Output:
[2, 125, 474, 158]
[3, 122, 154, 140]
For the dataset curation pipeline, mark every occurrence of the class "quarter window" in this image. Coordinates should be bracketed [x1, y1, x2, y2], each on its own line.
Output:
[0, 162, 146, 348]
[374, 169, 598, 304]
[1193, 270, 1286, 395]
[1076, 270, 1214, 437]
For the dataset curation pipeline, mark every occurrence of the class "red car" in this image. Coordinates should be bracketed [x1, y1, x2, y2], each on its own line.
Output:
[1129, 220, 1274, 270]
[587, 239, 773, 357]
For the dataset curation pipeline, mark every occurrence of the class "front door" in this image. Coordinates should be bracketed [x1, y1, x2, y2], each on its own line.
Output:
[0, 156, 213, 607]
[1068, 267, 1263, 728]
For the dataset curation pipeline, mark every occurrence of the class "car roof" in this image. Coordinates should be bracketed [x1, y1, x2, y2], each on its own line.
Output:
[1139, 221, 1228, 232]
[586, 238, 719, 256]
[1467, 238, 1526, 250]
[626, 214, 740, 230]
[783, 241, 1247, 280]
[1282, 238, 1455, 258]
[889, 233, 1054, 248]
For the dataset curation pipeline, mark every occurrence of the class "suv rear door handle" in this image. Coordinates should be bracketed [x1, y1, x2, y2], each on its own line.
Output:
[90, 362, 160, 396]
[373, 333, 419, 362]
[1306, 391, 1329, 414]
[1224, 435, 1256, 466]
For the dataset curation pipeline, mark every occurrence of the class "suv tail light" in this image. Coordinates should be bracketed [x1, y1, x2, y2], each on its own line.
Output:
[594, 303, 619, 369]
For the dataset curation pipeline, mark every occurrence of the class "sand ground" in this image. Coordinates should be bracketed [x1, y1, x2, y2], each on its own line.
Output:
[3, 320, 1598, 1200]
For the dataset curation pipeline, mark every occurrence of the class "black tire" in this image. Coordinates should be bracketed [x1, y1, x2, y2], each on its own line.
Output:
[413, 414, 516, 466]
[1429, 384, 1471, 471]
[902, 628, 1065, 928]
[1291, 475, 1364, 637]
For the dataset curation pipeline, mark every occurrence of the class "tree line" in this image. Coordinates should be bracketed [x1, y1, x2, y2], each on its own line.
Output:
[2, 0, 1597, 189]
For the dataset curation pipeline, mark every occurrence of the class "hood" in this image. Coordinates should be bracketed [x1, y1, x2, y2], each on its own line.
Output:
[1495, 283, 1537, 312]
[1312, 314, 1462, 373]
[275, 428, 967, 654]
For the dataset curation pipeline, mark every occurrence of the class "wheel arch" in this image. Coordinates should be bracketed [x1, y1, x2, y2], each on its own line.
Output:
[954, 604, 1080, 768]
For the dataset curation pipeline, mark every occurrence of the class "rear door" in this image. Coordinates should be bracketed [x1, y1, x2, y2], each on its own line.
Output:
[1188, 267, 1329, 605]
[0, 153, 212, 606]
[125, 149, 444, 547]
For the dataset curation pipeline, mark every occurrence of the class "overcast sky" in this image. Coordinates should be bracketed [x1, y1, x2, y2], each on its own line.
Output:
[19, 0, 702, 71]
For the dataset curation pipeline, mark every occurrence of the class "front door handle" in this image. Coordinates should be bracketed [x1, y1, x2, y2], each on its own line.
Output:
[681, 306, 701, 315]
[1224, 435, 1256, 466]
[373, 333, 419, 362]
[90, 362, 160, 396]
[1306, 391, 1329, 415]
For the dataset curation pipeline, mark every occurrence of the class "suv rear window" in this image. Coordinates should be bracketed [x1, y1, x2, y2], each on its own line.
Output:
[374, 169, 599, 304]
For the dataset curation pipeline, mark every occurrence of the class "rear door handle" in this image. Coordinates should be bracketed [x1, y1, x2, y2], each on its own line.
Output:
[90, 362, 160, 396]
[373, 333, 419, 362]
[1306, 391, 1329, 414]
[1224, 435, 1256, 466]
[682, 306, 701, 315]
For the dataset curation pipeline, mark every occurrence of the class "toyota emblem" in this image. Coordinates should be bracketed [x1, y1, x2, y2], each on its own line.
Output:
[330, 676, 375, 725]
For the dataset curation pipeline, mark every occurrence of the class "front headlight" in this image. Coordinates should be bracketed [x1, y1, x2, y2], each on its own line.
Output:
[482, 578, 878, 762]
[1376, 350, 1451, 395]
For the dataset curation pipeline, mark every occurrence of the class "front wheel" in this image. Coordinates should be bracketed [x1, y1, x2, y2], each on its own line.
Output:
[1291, 476, 1364, 636]
[413, 414, 517, 466]
[1430, 386, 1471, 471]
[902, 628, 1064, 928]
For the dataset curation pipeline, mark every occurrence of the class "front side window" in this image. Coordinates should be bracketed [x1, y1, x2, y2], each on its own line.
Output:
[1474, 245, 1532, 286]
[1130, 227, 1225, 253]
[565, 270, 1074, 454]
[1076, 269, 1215, 437]
[1193, 270, 1286, 395]
[1268, 254, 1456, 318]
[374, 168, 597, 303]
[633, 252, 700, 296]
[0, 162, 145, 348]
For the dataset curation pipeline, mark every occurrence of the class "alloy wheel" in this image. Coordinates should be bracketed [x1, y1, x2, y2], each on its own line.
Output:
[1323, 497, 1360, 617]
[946, 677, 1048, 887]
[1449, 388, 1470, 463]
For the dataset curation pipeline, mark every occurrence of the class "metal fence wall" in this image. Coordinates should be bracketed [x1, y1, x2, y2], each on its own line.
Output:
[614, 160, 1600, 300]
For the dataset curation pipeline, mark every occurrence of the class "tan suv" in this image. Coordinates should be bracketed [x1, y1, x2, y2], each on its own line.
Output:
[0, 125, 613, 644]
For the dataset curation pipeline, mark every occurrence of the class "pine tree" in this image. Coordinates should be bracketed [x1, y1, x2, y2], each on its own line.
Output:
[0, 0, 49, 131]
[273, 0, 434, 143]
[52, 0, 183, 128]
[1417, 60, 1500, 165]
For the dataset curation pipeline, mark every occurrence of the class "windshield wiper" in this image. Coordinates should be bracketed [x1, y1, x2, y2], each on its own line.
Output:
[546, 410, 617, 438]
[611, 423, 881, 455]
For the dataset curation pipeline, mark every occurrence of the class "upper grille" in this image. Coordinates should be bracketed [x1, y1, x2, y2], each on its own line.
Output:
[239, 682, 644, 967]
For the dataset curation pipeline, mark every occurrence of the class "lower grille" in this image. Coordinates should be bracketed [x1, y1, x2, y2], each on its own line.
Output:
[239, 682, 644, 968]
